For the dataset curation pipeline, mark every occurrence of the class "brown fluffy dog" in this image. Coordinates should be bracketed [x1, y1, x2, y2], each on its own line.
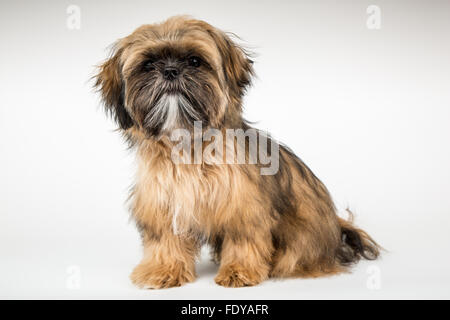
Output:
[95, 16, 380, 288]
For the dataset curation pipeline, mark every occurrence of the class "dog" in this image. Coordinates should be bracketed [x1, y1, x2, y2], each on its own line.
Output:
[94, 16, 380, 288]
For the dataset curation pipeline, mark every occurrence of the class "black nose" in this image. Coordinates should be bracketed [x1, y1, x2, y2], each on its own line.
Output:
[163, 67, 179, 80]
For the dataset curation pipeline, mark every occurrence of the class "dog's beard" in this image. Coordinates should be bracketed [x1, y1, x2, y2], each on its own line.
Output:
[144, 93, 201, 136]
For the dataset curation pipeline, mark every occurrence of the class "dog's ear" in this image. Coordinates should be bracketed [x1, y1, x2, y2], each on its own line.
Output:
[94, 42, 133, 130]
[208, 29, 254, 98]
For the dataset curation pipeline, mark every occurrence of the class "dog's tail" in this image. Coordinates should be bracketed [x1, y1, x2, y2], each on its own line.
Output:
[336, 210, 381, 265]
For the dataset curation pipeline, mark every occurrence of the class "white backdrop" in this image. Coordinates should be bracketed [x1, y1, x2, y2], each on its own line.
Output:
[1, 0, 450, 299]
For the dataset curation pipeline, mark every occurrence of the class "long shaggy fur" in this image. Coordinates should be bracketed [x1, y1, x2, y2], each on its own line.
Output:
[94, 16, 380, 288]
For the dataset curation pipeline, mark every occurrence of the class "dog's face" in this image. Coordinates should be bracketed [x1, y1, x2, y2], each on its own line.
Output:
[95, 16, 254, 137]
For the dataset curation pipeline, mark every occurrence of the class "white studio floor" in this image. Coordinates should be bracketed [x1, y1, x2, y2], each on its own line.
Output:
[1, 218, 448, 300]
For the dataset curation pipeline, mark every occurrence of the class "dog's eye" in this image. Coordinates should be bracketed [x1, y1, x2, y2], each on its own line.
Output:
[188, 56, 201, 68]
[143, 60, 154, 71]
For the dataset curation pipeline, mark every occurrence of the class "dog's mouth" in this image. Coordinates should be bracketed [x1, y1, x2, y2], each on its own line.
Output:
[165, 87, 182, 95]
[161, 79, 184, 94]
[143, 90, 203, 137]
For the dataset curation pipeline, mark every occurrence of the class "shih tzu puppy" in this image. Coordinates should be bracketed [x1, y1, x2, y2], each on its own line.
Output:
[95, 16, 380, 288]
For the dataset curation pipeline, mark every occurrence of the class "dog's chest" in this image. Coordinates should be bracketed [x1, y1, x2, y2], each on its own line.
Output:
[136, 153, 235, 234]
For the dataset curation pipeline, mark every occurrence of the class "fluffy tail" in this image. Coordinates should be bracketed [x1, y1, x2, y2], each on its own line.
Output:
[336, 210, 381, 265]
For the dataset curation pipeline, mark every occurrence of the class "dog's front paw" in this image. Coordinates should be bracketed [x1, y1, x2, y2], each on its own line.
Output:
[215, 263, 266, 288]
[130, 261, 196, 289]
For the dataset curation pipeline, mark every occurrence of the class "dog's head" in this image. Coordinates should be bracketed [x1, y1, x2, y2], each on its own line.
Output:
[95, 16, 253, 137]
